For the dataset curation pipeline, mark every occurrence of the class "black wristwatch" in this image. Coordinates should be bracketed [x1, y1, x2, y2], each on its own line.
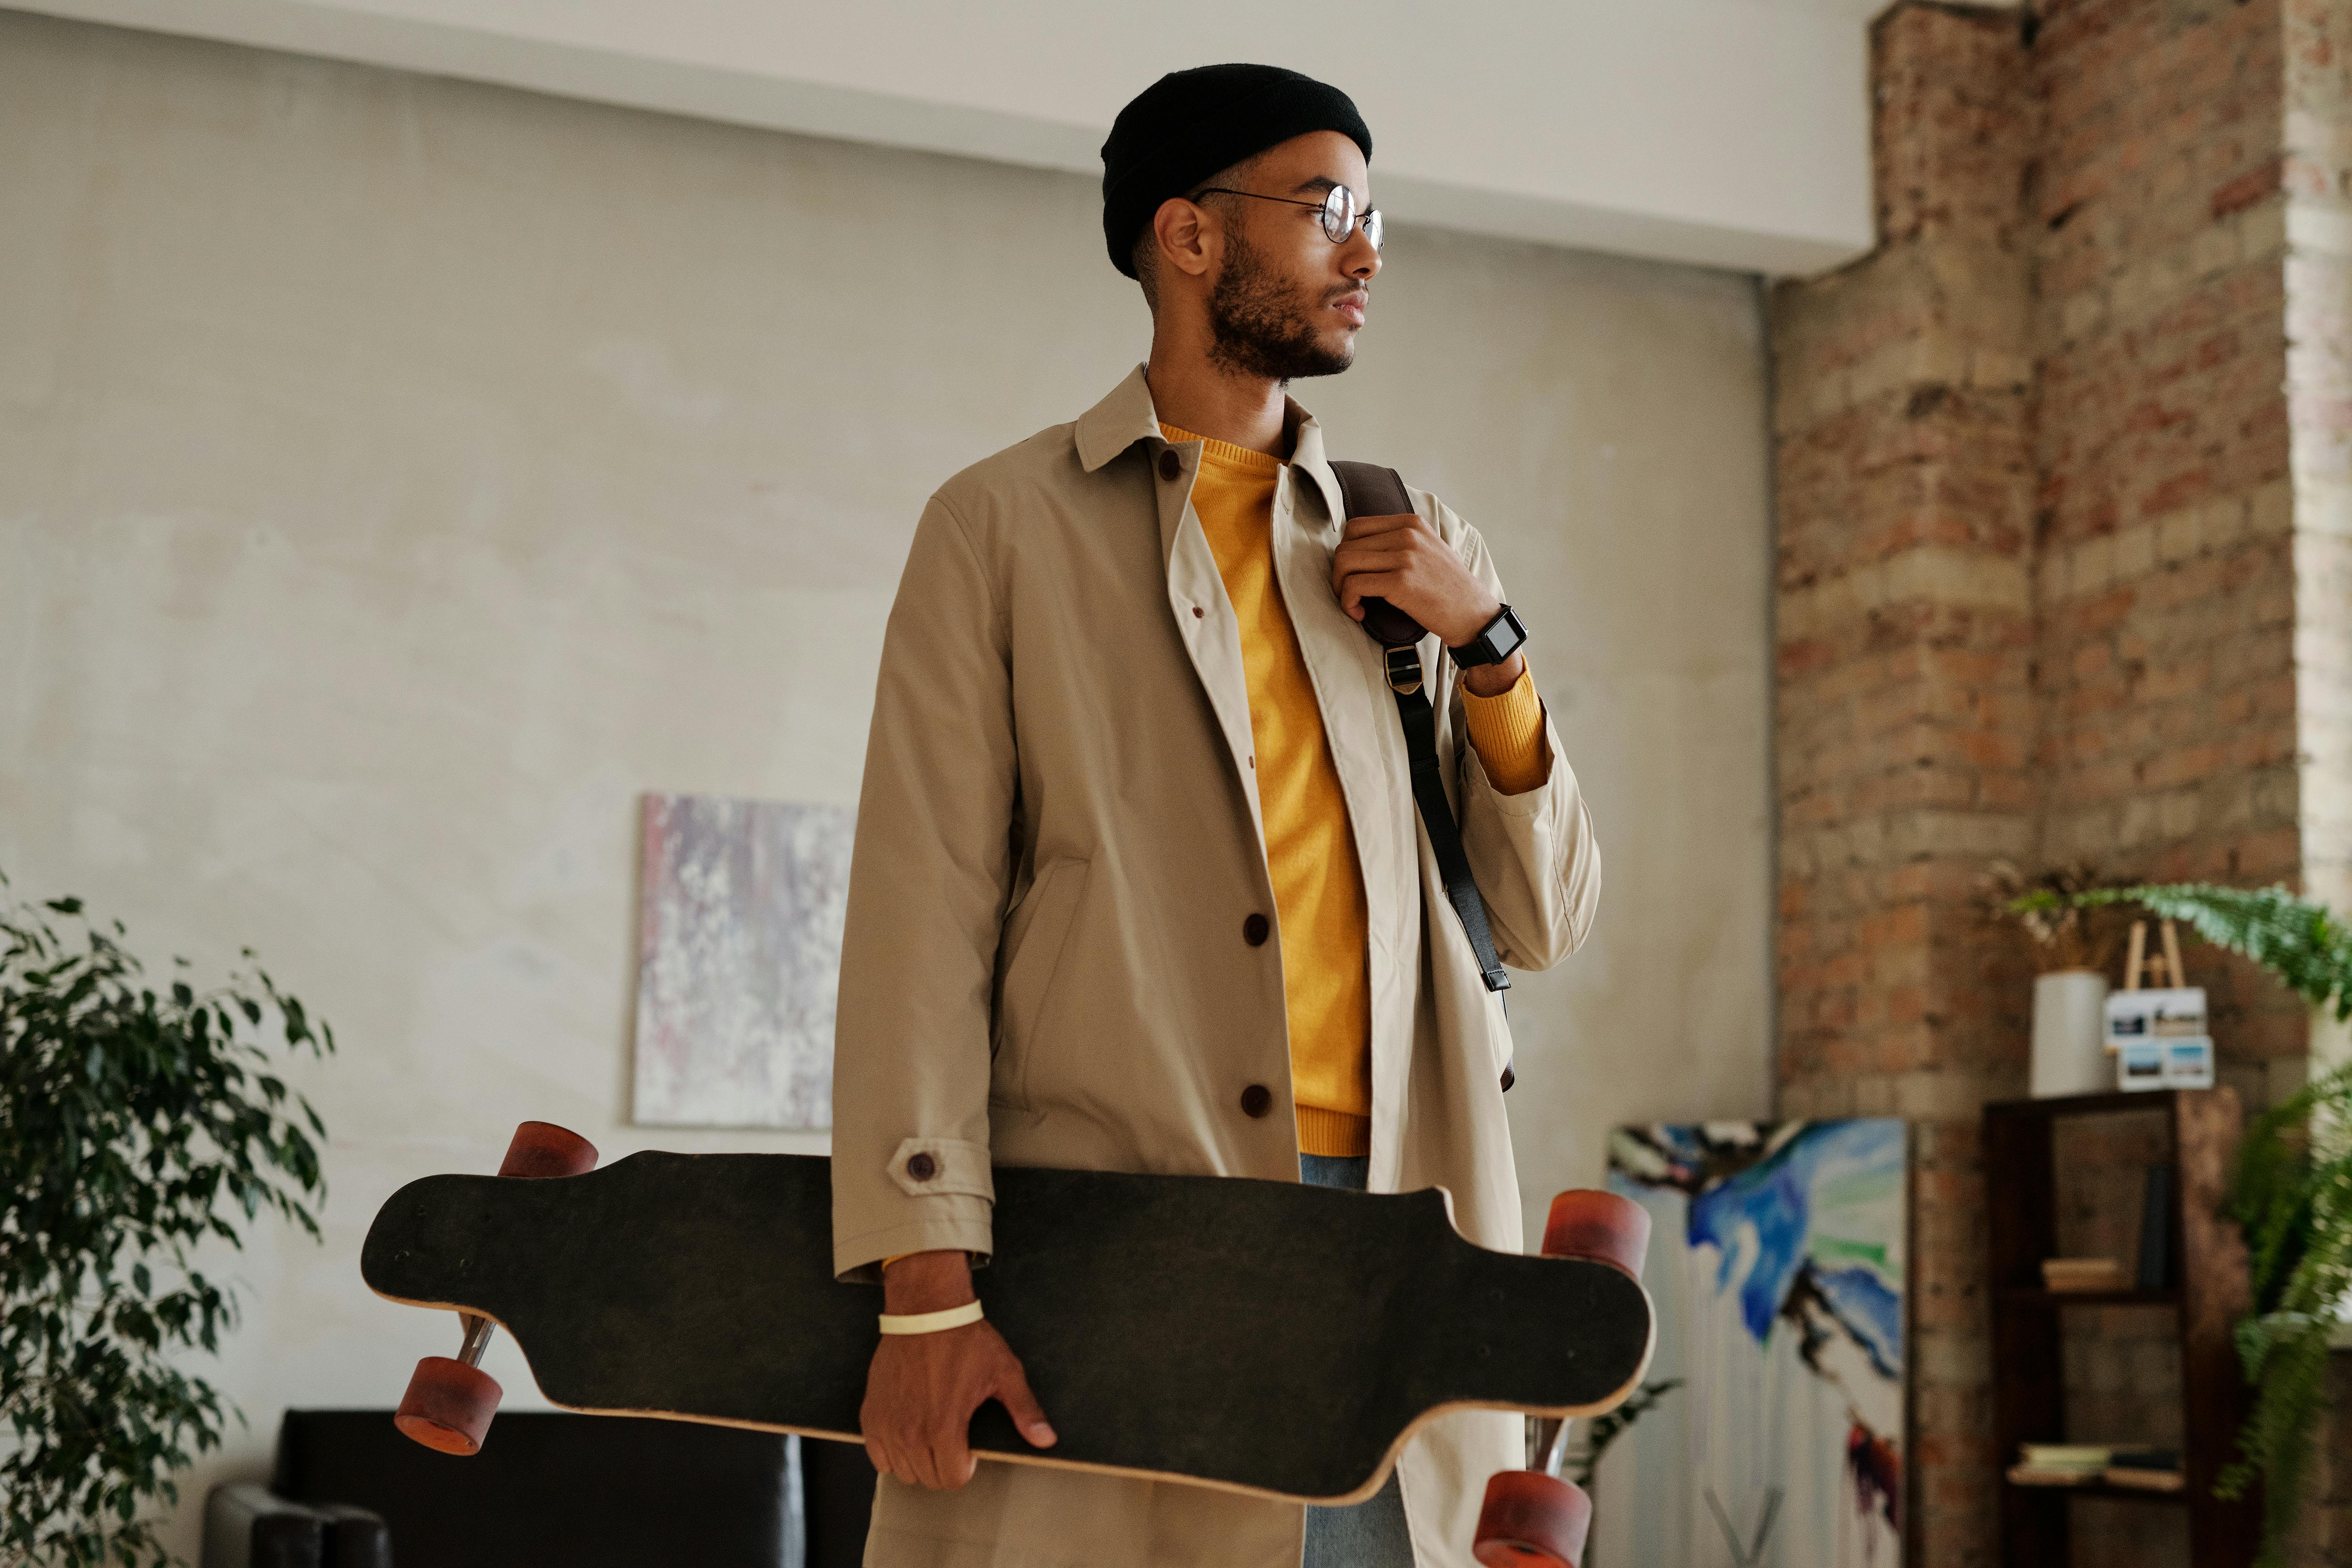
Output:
[1449, 604, 1528, 668]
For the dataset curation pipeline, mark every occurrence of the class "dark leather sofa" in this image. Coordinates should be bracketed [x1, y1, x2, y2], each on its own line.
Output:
[204, 1409, 874, 1568]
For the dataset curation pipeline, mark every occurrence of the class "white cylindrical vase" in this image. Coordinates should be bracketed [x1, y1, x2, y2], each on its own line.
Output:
[2031, 969, 2111, 1097]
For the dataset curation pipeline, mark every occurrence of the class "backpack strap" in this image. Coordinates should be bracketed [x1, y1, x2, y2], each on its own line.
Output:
[1327, 463, 1515, 1094]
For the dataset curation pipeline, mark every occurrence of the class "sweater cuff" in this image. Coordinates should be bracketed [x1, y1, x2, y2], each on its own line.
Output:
[1461, 665, 1549, 796]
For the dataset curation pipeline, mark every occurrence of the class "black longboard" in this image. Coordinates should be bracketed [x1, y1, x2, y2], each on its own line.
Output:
[363, 1152, 1653, 1504]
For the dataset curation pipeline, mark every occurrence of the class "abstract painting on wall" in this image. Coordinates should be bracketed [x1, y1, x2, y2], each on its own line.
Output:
[632, 793, 855, 1130]
[1593, 1119, 1907, 1568]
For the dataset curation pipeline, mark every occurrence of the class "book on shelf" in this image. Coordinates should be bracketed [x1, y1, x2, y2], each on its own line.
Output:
[2009, 1464, 2097, 1487]
[2041, 1257, 2130, 1292]
[2103, 1465, 2185, 1492]
[2020, 1443, 2122, 1467]
[2008, 1443, 2177, 1489]
[2135, 1164, 2174, 1291]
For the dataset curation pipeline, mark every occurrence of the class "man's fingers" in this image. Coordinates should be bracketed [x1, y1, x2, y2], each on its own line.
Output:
[1333, 545, 1417, 579]
[1341, 511, 1424, 540]
[909, 1435, 947, 1492]
[872, 1436, 919, 1489]
[928, 1420, 973, 1491]
[996, 1363, 1058, 1449]
[1339, 571, 1408, 613]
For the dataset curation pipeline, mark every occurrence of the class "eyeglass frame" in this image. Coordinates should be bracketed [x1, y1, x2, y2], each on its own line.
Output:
[1188, 183, 1383, 252]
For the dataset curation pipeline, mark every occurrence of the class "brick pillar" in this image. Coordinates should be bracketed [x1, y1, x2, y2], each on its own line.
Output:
[2031, 0, 2300, 1106]
[1772, 0, 2326, 1562]
[1770, 11, 2039, 1563]
[2018, 11, 2299, 1562]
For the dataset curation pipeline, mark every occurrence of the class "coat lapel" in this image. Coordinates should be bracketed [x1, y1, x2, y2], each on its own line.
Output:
[1077, 367, 1265, 848]
[1271, 414, 1425, 1187]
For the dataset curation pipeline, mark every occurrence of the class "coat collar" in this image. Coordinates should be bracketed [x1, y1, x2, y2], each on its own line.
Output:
[1073, 365, 1350, 531]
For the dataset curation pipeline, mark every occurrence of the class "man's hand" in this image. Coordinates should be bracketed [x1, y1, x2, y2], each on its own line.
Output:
[861, 1250, 1057, 1490]
[1331, 512, 1526, 696]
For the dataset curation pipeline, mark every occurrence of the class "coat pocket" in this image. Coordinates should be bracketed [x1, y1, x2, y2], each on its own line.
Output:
[991, 857, 1089, 1111]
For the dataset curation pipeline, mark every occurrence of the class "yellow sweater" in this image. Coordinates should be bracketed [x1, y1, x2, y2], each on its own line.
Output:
[1163, 425, 1548, 1157]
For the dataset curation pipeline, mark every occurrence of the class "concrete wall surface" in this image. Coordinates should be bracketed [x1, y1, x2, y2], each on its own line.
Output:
[0, 12, 1772, 1549]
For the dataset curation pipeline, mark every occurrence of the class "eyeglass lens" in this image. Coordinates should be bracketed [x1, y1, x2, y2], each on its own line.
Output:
[1320, 186, 1383, 252]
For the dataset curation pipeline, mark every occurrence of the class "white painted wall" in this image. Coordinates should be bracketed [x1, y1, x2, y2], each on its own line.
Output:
[6, 0, 1879, 274]
[0, 14, 1772, 1553]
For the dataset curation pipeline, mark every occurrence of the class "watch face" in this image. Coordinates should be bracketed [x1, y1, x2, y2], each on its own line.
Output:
[1453, 605, 1524, 665]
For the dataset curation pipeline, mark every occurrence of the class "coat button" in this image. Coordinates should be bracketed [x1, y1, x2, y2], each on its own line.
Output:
[1243, 913, 1270, 946]
[906, 1152, 937, 1182]
[1158, 449, 1182, 481]
[1240, 1084, 1273, 1119]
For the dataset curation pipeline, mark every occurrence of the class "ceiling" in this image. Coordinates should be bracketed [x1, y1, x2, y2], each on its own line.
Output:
[8, 0, 1893, 274]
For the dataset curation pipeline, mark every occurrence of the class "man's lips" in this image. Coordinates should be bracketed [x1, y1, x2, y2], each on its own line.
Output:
[1334, 292, 1368, 326]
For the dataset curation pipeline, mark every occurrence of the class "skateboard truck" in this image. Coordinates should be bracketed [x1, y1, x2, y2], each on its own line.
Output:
[1471, 1188, 1653, 1568]
[391, 1121, 599, 1455]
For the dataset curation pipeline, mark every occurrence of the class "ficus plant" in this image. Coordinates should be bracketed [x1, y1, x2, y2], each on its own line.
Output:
[1, 875, 333, 1568]
[2003, 879, 2352, 1568]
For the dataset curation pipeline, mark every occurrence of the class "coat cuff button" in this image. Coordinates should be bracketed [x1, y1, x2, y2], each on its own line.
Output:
[906, 1152, 938, 1182]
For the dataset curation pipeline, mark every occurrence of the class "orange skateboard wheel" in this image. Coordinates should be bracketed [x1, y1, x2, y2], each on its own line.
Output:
[1541, 1189, 1651, 1281]
[497, 1120, 598, 1180]
[1474, 1470, 1592, 1567]
[394, 1355, 503, 1455]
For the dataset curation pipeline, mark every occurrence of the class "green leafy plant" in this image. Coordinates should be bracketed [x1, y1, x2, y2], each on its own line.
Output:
[2219, 1059, 2352, 1567]
[1, 876, 333, 1568]
[2000, 879, 2352, 1566]
[1977, 860, 2135, 972]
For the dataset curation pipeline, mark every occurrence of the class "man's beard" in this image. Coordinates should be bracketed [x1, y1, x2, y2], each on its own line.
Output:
[1206, 228, 1356, 384]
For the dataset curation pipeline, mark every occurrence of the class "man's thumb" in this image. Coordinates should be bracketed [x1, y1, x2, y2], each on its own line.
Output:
[996, 1365, 1057, 1449]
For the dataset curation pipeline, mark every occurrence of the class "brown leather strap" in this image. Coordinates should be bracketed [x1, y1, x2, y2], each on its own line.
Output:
[1327, 461, 1427, 649]
[1326, 460, 1516, 1089]
[1329, 459, 1411, 518]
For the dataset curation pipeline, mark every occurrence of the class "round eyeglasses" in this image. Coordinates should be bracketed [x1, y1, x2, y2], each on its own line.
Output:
[1191, 183, 1383, 252]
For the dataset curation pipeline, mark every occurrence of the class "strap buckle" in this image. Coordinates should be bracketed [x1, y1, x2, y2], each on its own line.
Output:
[1384, 644, 1423, 696]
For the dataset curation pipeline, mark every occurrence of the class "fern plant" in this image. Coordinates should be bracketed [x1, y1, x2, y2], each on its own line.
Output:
[2221, 1059, 2352, 1567]
[2004, 880, 2352, 1566]
[1, 878, 333, 1568]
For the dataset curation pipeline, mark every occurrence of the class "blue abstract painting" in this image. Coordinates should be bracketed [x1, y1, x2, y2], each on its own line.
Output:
[1595, 1120, 1907, 1568]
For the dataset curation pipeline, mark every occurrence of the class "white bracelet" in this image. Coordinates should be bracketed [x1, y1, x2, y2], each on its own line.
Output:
[877, 1300, 985, 1336]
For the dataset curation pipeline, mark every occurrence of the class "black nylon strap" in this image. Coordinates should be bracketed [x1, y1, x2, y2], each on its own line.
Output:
[1328, 461, 1512, 1003]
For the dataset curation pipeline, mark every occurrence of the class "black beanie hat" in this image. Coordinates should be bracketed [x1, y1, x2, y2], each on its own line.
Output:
[1101, 64, 1373, 279]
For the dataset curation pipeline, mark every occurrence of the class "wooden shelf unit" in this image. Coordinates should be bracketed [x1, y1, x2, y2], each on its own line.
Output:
[1984, 1088, 2259, 1568]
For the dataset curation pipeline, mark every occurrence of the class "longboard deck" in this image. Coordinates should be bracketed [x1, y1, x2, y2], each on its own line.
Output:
[363, 1153, 1653, 1504]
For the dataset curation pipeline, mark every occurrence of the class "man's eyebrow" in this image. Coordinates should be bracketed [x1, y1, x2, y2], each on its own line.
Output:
[1291, 175, 1344, 196]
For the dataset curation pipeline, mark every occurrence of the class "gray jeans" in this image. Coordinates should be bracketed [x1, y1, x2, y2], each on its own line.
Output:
[1298, 1154, 1415, 1568]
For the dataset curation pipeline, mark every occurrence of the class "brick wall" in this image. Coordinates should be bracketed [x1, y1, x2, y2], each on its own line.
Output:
[2031, 0, 2302, 1106]
[1773, 11, 2041, 1561]
[1768, 0, 2320, 1562]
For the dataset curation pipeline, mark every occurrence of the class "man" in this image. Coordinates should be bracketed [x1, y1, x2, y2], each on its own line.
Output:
[832, 64, 1601, 1568]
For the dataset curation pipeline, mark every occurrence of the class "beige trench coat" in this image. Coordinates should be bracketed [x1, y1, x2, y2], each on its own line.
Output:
[831, 367, 1602, 1568]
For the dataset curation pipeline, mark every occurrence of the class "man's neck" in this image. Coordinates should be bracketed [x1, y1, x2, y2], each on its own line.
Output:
[1144, 341, 1290, 459]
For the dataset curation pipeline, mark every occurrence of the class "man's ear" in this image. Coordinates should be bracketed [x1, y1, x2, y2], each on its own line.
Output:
[1151, 196, 1216, 283]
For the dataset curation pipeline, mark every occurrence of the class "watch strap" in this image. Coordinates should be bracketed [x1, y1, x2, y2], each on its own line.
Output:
[1449, 604, 1527, 668]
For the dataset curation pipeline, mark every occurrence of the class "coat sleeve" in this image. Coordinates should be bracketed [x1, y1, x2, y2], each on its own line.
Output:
[1441, 509, 1602, 973]
[830, 493, 1015, 1282]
